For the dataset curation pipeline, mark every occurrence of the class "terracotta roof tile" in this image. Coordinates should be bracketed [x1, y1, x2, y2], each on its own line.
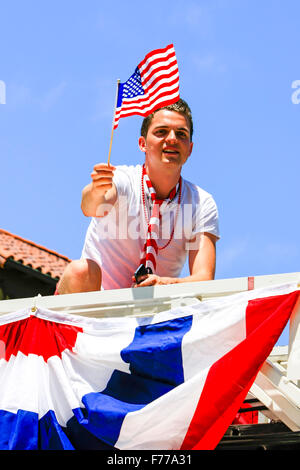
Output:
[0, 229, 71, 279]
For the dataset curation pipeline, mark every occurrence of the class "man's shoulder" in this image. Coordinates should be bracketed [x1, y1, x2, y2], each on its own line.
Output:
[182, 177, 215, 203]
[115, 163, 142, 175]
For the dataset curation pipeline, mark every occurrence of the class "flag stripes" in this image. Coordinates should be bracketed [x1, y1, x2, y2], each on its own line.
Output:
[138, 44, 176, 72]
[181, 290, 300, 450]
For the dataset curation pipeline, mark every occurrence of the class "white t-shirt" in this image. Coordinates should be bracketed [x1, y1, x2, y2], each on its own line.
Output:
[81, 164, 219, 290]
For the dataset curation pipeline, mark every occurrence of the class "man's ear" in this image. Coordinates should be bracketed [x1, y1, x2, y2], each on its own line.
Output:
[139, 136, 147, 152]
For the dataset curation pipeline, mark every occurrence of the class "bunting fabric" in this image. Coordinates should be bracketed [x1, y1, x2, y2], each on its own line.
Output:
[113, 44, 180, 129]
[0, 283, 298, 450]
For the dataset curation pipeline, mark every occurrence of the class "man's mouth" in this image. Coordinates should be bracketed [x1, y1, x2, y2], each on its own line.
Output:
[162, 148, 179, 156]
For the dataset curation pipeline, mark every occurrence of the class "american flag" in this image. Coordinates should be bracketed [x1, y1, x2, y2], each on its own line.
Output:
[113, 44, 180, 129]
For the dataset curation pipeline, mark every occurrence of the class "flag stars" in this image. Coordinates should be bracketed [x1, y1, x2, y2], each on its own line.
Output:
[122, 69, 144, 99]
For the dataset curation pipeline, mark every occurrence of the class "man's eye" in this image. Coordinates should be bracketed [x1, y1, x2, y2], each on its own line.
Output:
[177, 131, 188, 139]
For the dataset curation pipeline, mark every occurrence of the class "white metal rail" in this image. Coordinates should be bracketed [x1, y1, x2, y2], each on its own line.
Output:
[0, 271, 299, 317]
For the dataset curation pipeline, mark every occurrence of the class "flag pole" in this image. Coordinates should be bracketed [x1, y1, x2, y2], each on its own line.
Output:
[107, 79, 120, 166]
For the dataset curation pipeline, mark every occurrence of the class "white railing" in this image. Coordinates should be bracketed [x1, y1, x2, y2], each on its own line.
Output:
[0, 271, 299, 315]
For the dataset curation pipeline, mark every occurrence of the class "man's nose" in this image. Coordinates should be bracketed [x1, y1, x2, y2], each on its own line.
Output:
[166, 129, 177, 143]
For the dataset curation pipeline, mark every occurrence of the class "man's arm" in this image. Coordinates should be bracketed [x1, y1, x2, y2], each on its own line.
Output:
[186, 232, 217, 281]
[134, 232, 217, 287]
[81, 163, 117, 217]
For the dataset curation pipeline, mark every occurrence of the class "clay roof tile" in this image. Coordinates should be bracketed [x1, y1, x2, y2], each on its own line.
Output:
[0, 229, 71, 279]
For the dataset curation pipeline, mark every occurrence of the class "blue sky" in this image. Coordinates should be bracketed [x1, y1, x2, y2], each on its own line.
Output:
[0, 1, 299, 342]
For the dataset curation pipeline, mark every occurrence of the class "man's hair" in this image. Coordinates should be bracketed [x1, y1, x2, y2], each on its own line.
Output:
[140, 98, 193, 140]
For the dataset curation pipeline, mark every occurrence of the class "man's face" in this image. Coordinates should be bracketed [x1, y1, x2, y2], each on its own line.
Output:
[139, 110, 193, 170]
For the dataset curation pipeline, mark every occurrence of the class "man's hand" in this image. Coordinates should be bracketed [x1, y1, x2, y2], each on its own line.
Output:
[81, 163, 117, 217]
[90, 163, 116, 196]
[132, 274, 177, 287]
[131, 233, 217, 288]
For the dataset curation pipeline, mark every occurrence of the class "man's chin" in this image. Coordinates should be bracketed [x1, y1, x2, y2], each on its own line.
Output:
[161, 155, 181, 164]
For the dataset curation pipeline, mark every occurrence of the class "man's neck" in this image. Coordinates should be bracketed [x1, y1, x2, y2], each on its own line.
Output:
[145, 163, 181, 199]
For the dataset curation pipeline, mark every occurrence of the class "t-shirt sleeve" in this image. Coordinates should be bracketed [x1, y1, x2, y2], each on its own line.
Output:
[192, 192, 220, 240]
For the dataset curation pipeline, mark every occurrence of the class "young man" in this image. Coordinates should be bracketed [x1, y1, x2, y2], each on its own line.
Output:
[57, 99, 219, 294]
